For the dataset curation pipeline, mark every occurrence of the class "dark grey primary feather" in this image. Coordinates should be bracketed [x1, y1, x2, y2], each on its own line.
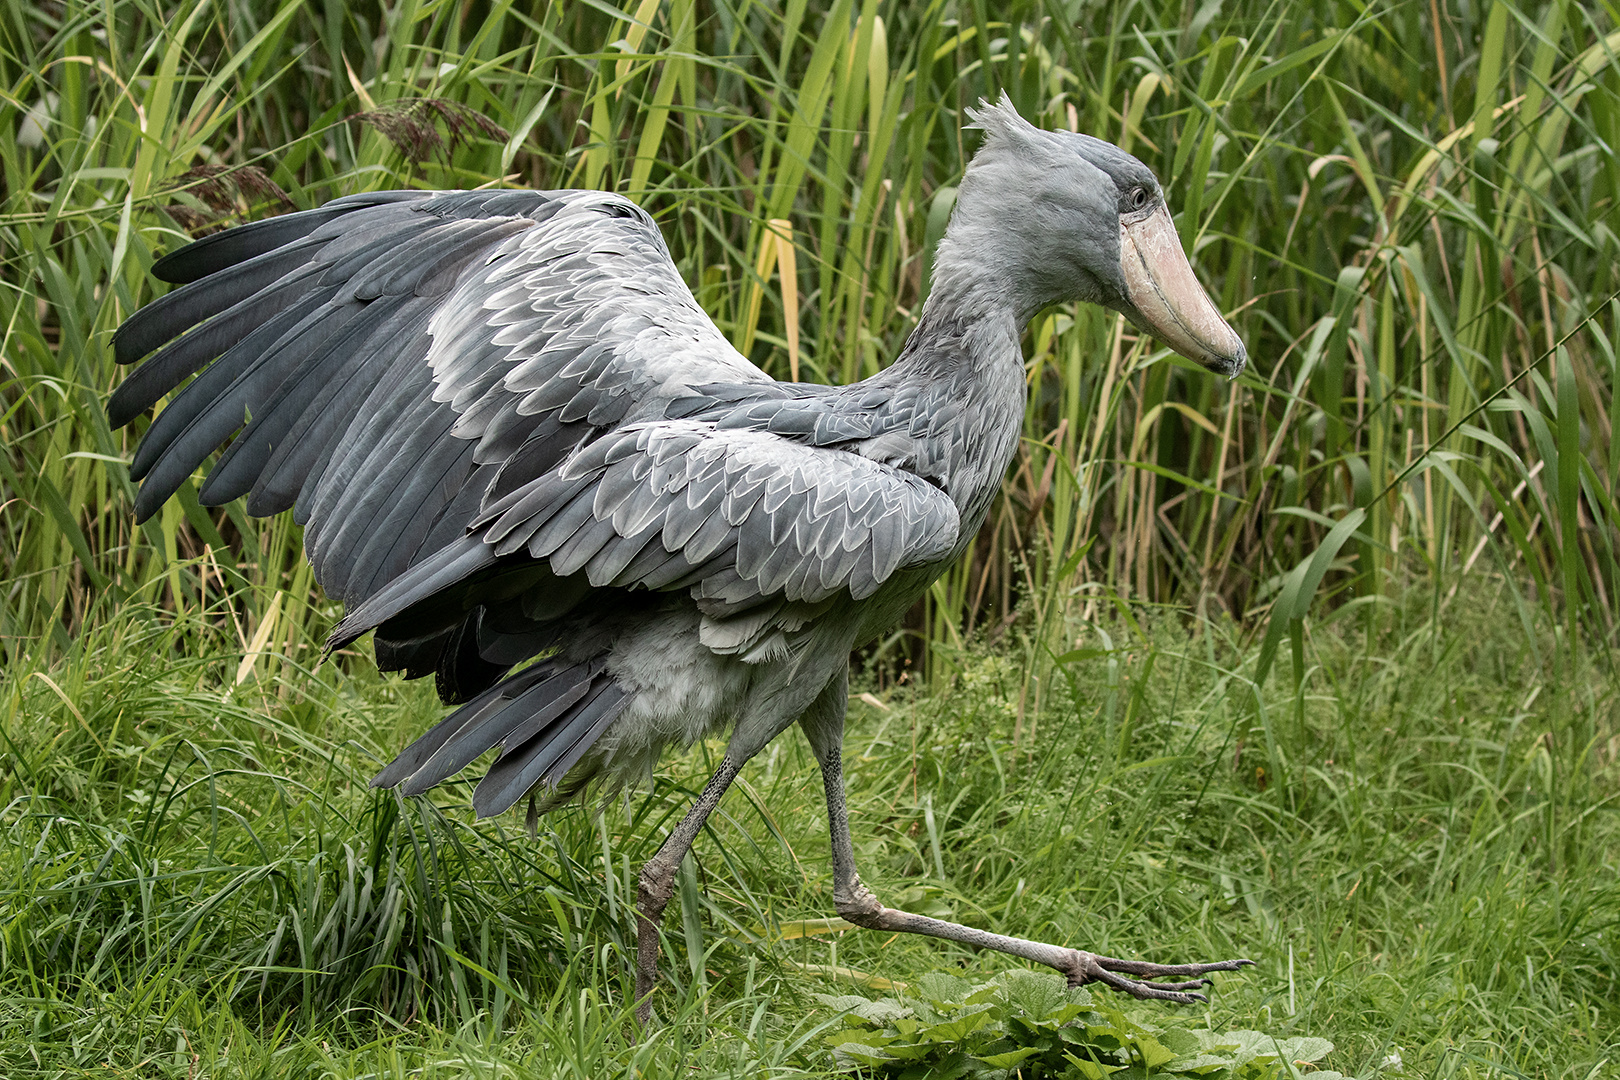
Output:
[130, 292, 345, 516]
[200, 294, 421, 505]
[107, 265, 324, 427]
[148, 191, 427, 283]
[472, 676, 629, 816]
[402, 657, 597, 794]
[113, 242, 328, 366]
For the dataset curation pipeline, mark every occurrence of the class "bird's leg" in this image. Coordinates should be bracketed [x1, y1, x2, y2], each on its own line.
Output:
[632, 659, 853, 1025]
[634, 753, 742, 1025]
[807, 729, 1252, 1004]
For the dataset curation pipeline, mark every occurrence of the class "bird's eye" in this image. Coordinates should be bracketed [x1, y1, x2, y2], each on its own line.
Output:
[1130, 187, 1149, 211]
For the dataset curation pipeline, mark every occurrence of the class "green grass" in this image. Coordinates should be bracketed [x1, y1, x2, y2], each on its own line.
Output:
[1, 581, 1614, 1076]
[2, 0, 1618, 1074]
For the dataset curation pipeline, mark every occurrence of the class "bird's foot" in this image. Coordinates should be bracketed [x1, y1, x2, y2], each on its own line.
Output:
[830, 877, 1252, 1005]
[1058, 952, 1254, 1004]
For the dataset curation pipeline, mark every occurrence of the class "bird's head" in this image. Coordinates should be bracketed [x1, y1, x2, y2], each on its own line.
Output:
[941, 96, 1246, 379]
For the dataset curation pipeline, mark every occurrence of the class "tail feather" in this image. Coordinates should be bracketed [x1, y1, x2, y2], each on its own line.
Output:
[473, 678, 628, 817]
[401, 660, 595, 795]
[369, 656, 561, 789]
[372, 655, 626, 819]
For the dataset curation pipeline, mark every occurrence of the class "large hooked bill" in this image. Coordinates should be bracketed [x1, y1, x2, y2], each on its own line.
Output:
[1120, 205, 1247, 379]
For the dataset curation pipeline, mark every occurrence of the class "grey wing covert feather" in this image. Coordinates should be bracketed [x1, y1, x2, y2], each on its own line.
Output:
[330, 419, 962, 661]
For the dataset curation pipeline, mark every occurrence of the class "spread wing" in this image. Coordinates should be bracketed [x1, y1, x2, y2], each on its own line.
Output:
[115, 185, 960, 681]
[112, 188, 769, 607]
[329, 418, 961, 660]
[115, 186, 966, 809]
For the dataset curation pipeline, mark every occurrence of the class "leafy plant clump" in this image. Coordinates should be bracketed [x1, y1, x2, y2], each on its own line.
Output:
[817, 971, 1335, 1079]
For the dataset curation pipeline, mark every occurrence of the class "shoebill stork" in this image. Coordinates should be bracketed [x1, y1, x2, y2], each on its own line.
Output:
[109, 98, 1251, 1019]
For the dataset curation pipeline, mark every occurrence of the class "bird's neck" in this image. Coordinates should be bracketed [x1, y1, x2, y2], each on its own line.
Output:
[874, 279, 1030, 537]
[923, 184, 1055, 326]
[888, 233, 1033, 377]
[885, 293, 1024, 390]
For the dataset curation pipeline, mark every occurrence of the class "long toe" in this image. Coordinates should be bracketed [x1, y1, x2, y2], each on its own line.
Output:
[1116, 976, 1214, 992]
[1097, 955, 1254, 978]
[1087, 968, 1209, 1004]
[1065, 952, 1254, 1004]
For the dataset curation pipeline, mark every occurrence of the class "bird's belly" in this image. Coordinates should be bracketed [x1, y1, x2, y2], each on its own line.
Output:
[587, 604, 752, 787]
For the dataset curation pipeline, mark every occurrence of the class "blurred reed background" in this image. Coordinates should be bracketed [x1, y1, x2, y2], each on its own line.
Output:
[3, 0, 1615, 688]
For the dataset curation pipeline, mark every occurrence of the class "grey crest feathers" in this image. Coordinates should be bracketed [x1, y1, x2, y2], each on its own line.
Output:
[965, 93, 1160, 208]
[964, 95, 1055, 154]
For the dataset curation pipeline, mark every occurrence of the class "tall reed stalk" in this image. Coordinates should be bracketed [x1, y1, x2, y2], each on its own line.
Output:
[2, 0, 1615, 693]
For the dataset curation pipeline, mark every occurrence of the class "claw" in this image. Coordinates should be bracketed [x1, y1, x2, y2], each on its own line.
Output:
[1063, 952, 1254, 1004]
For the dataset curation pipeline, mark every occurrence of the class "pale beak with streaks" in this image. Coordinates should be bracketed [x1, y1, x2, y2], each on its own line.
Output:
[1120, 205, 1247, 379]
